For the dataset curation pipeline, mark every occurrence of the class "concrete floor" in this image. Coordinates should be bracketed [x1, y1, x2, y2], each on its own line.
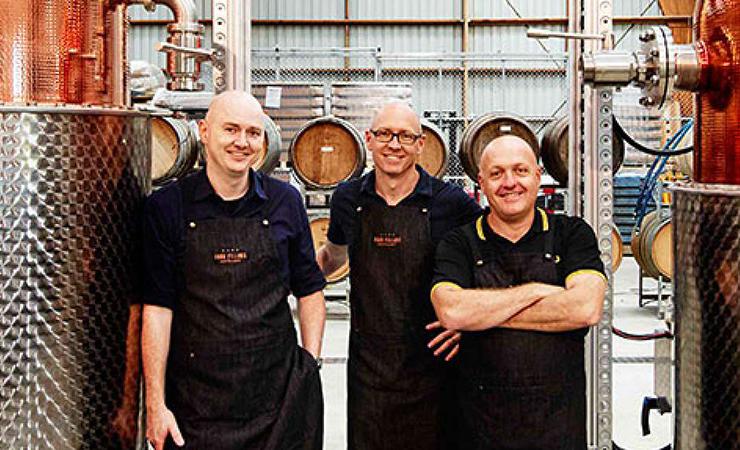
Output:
[300, 256, 675, 449]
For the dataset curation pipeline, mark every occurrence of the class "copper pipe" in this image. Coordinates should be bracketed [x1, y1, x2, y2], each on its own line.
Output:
[127, 0, 204, 91]
[111, 3, 128, 106]
[462, 0, 470, 124]
[129, 0, 197, 26]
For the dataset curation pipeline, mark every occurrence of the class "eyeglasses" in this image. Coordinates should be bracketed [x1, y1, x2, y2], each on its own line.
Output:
[370, 129, 422, 145]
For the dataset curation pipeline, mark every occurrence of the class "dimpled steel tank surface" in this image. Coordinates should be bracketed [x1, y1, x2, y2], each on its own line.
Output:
[0, 107, 150, 449]
[673, 184, 740, 450]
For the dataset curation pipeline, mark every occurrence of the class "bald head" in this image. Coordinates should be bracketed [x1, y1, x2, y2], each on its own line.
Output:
[479, 135, 538, 174]
[206, 90, 264, 122]
[477, 134, 541, 224]
[198, 90, 267, 179]
[370, 102, 421, 134]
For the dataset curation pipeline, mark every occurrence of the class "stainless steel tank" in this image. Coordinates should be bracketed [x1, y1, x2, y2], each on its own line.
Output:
[0, 106, 150, 449]
[0, 0, 209, 447]
[673, 184, 740, 450]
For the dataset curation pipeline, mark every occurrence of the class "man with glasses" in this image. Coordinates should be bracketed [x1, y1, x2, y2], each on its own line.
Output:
[317, 102, 481, 449]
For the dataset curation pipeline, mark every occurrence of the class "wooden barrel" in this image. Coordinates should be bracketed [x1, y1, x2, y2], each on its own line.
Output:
[419, 120, 449, 178]
[289, 116, 366, 189]
[459, 113, 539, 181]
[611, 223, 624, 273]
[540, 116, 625, 186]
[253, 82, 326, 171]
[256, 115, 282, 173]
[151, 116, 199, 186]
[631, 211, 673, 279]
[193, 115, 282, 174]
[309, 215, 350, 283]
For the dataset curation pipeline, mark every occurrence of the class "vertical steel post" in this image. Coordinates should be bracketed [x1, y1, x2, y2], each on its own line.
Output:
[501, 58, 507, 110]
[461, 0, 470, 121]
[567, 0, 582, 217]
[212, 0, 251, 93]
[374, 47, 381, 81]
[581, 1, 614, 448]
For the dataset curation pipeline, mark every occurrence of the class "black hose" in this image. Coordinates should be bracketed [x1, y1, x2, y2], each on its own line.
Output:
[612, 326, 674, 341]
[613, 115, 693, 156]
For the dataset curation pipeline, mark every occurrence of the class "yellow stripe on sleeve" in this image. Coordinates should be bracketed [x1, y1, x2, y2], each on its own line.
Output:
[565, 269, 607, 284]
[430, 281, 462, 299]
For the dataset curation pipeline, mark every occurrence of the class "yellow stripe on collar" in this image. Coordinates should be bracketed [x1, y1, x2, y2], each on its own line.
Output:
[476, 216, 486, 241]
[537, 207, 549, 232]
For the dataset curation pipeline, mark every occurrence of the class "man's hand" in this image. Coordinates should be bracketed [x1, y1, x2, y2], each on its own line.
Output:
[426, 321, 461, 362]
[146, 406, 184, 450]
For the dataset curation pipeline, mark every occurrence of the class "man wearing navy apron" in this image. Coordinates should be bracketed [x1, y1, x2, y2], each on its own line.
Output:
[316, 102, 481, 449]
[141, 91, 326, 450]
[431, 135, 607, 449]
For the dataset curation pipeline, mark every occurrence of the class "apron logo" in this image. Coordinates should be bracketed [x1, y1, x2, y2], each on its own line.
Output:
[213, 248, 248, 265]
[373, 232, 402, 248]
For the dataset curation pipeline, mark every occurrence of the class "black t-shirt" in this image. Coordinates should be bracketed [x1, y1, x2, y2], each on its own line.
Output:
[327, 166, 482, 247]
[433, 208, 606, 290]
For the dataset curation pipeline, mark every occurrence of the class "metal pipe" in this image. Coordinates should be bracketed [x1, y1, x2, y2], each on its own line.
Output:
[111, 3, 129, 106]
[462, 0, 470, 123]
[128, 0, 206, 91]
[567, 0, 582, 217]
[528, 28, 605, 40]
[344, 0, 351, 75]
[151, 0, 198, 25]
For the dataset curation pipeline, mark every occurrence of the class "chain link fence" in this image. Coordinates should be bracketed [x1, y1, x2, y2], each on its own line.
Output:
[251, 48, 569, 188]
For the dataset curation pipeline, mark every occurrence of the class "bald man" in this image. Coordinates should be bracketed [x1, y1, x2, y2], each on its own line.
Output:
[431, 135, 607, 449]
[141, 91, 325, 450]
[317, 102, 481, 449]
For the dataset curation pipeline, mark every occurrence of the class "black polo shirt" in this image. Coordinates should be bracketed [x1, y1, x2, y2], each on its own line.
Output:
[140, 169, 326, 309]
[327, 166, 482, 247]
[432, 207, 606, 291]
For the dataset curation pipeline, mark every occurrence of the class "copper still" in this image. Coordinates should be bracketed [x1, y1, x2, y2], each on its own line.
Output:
[582, 1, 739, 184]
[0, 1, 208, 448]
[0, 0, 205, 105]
[582, 1, 740, 447]
[691, 0, 740, 184]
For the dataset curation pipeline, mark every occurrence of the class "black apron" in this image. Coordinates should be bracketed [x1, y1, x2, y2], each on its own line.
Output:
[347, 198, 451, 450]
[456, 216, 587, 450]
[164, 186, 323, 450]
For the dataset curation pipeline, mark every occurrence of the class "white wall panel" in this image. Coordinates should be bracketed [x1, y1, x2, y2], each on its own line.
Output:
[252, 0, 344, 20]
[349, 0, 460, 19]
[613, 0, 662, 16]
[352, 26, 461, 53]
[468, 70, 567, 118]
[471, 0, 566, 18]
[470, 24, 567, 54]
[129, 25, 169, 66]
[252, 26, 344, 48]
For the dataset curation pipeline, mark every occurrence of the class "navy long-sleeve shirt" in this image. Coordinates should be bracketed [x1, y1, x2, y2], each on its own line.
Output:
[140, 169, 326, 309]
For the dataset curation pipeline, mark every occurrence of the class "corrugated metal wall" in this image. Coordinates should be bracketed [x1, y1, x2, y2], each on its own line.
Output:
[129, 0, 666, 61]
[128, 0, 672, 133]
[128, 0, 675, 184]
